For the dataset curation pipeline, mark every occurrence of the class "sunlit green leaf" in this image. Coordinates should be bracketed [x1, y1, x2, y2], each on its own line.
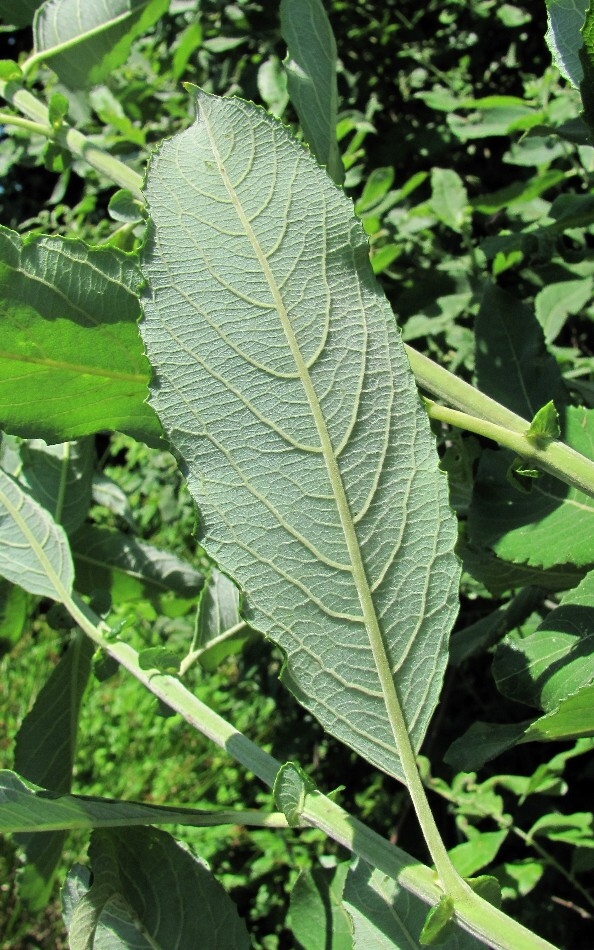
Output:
[0, 226, 162, 445]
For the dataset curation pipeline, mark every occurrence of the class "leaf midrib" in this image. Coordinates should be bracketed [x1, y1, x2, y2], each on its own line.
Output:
[200, 99, 405, 751]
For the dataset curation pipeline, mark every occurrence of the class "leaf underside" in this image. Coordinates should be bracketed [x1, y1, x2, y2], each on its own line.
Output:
[140, 89, 459, 780]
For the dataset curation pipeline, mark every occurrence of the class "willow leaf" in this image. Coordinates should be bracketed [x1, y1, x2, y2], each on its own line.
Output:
[140, 89, 459, 780]
[0, 468, 73, 601]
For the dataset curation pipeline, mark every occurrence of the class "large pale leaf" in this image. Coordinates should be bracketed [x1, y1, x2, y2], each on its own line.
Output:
[65, 826, 250, 950]
[140, 89, 459, 780]
[343, 859, 485, 949]
[0, 226, 161, 445]
[32, 0, 169, 89]
[280, 0, 344, 185]
[0, 468, 73, 600]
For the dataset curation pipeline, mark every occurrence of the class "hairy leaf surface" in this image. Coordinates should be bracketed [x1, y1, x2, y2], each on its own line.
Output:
[140, 89, 459, 780]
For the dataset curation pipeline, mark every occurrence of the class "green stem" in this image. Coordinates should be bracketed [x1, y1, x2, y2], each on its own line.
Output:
[409, 347, 594, 498]
[0, 81, 144, 201]
[63, 594, 557, 950]
[424, 399, 594, 497]
[0, 111, 51, 135]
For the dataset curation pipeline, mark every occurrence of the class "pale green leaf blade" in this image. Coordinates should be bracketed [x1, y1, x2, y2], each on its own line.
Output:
[0, 769, 263, 833]
[545, 0, 588, 86]
[534, 278, 593, 344]
[280, 0, 345, 185]
[18, 438, 95, 535]
[63, 864, 152, 950]
[66, 827, 251, 950]
[343, 860, 484, 950]
[0, 468, 74, 600]
[290, 863, 353, 950]
[430, 168, 469, 234]
[32, 0, 169, 89]
[140, 89, 459, 781]
[0, 226, 162, 445]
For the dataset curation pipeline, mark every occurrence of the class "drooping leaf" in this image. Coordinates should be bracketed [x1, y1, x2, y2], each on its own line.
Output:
[469, 408, 594, 571]
[62, 864, 151, 950]
[32, 0, 169, 89]
[534, 278, 593, 344]
[140, 89, 460, 781]
[195, 567, 251, 671]
[71, 524, 204, 608]
[290, 863, 353, 950]
[14, 631, 94, 910]
[343, 859, 483, 950]
[0, 578, 30, 653]
[17, 438, 95, 535]
[0, 0, 43, 28]
[474, 284, 568, 422]
[0, 468, 73, 600]
[66, 826, 251, 950]
[545, 0, 588, 87]
[280, 0, 345, 185]
[0, 769, 270, 833]
[0, 225, 162, 445]
[430, 168, 469, 234]
[493, 570, 594, 711]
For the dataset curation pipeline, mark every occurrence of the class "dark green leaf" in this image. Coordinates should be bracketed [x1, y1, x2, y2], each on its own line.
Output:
[280, 0, 344, 184]
[14, 632, 94, 910]
[66, 826, 250, 949]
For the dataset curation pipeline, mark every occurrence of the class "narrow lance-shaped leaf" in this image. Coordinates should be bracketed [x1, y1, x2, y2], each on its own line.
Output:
[140, 89, 459, 781]
[280, 0, 345, 185]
